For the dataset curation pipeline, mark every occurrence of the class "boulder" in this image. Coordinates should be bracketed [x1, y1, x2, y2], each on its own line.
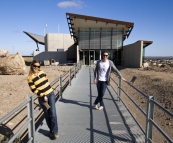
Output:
[0, 49, 9, 57]
[0, 52, 27, 75]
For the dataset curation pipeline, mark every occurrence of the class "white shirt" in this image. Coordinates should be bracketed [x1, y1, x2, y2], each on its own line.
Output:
[98, 60, 109, 81]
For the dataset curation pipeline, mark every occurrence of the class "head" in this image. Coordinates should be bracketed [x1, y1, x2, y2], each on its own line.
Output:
[102, 50, 109, 61]
[28, 60, 40, 76]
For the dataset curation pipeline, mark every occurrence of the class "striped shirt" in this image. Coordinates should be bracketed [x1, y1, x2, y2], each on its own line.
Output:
[27, 70, 53, 97]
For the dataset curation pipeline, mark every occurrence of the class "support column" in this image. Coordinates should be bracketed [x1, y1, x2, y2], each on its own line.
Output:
[77, 45, 79, 63]
[100, 28, 102, 60]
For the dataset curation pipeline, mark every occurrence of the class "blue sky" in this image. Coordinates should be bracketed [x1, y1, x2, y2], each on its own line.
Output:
[0, 0, 173, 56]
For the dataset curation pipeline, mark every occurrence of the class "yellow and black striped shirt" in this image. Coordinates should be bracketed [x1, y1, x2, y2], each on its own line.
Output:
[27, 70, 53, 97]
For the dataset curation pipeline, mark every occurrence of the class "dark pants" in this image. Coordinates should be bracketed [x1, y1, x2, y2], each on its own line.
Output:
[94, 81, 107, 107]
[38, 92, 58, 134]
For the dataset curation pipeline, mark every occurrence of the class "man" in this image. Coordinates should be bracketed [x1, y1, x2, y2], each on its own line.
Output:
[93, 50, 126, 110]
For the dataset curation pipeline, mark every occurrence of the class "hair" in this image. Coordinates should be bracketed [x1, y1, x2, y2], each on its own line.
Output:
[102, 50, 109, 56]
[28, 59, 40, 77]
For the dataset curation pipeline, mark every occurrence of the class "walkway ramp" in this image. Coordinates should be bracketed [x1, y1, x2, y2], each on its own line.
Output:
[35, 66, 144, 143]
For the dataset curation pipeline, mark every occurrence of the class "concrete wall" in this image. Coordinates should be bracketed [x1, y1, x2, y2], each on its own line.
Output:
[45, 33, 76, 62]
[45, 33, 74, 52]
[123, 41, 143, 68]
[34, 51, 67, 65]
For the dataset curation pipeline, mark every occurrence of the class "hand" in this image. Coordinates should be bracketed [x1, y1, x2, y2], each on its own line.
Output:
[93, 79, 97, 84]
[121, 78, 127, 82]
[44, 96, 48, 102]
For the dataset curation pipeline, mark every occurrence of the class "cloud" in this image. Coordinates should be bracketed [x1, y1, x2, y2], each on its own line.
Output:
[12, 30, 21, 33]
[57, 0, 85, 8]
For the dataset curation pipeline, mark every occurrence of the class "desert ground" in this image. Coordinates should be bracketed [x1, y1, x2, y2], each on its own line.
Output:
[115, 65, 173, 143]
[0, 64, 173, 142]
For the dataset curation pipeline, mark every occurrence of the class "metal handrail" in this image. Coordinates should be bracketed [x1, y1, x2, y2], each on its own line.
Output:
[110, 72, 173, 143]
[151, 99, 173, 117]
[0, 98, 30, 124]
[0, 62, 82, 143]
[120, 86, 147, 116]
[8, 118, 32, 143]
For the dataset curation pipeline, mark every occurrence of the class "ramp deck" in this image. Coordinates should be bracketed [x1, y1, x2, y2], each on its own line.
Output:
[35, 66, 144, 143]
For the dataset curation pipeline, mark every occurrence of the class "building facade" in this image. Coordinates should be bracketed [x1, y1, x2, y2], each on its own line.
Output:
[24, 13, 153, 67]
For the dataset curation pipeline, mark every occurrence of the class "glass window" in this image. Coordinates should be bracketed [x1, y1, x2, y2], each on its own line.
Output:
[90, 29, 100, 49]
[95, 50, 100, 60]
[112, 31, 123, 49]
[101, 30, 111, 49]
[79, 29, 89, 49]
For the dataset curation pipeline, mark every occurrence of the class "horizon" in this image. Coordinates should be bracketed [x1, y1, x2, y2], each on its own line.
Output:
[0, 0, 173, 56]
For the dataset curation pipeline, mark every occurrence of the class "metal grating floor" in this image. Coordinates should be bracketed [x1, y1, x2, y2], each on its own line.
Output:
[35, 66, 145, 143]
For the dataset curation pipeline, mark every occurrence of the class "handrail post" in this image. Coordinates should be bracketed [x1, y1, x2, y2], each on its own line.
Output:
[27, 96, 35, 143]
[118, 76, 121, 101]
[79, 62, 81, 70]
[74, 64, 76, 78]
[69, 68, 71, 86]
[59, 75, 62, 99]
[145, 96, 154, 143]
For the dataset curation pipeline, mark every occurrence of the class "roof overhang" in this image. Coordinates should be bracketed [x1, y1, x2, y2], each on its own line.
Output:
[23, 31, 45, 45]
[137, 40, 153, 48]
[66, 13, 134, 43]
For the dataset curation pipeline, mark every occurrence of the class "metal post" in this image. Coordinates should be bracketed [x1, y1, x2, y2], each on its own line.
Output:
[145, 96, 154, 143]
[74, 65, 76, 78]
[69, 69, 71, 86]
[27, 96, 35, 143]
[59, 75, 62, 99]
[118, 76, 121, 101]
[79, 62, 81, 70]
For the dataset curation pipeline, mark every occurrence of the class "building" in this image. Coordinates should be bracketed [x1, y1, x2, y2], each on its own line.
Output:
[24, 13, 153, 67]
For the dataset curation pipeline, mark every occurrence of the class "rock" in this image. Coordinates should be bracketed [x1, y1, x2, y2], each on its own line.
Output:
[153, 63, 156, 66]
[0, 49, 9, 57]
[0, 52, 27, 75]
[143, 62, 149, 67]
[166, 123, 171, 126]
[158, 64, 162, 67]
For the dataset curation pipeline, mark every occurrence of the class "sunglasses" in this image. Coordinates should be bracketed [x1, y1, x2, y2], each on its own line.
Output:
[33, 65, 40, 68]
[103, 55, 108, 57]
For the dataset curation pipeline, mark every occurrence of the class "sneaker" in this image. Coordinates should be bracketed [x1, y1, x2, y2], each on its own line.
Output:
[93, 104, 98, 110]
[50, 133, 59, 139]
[98, 106, 104, 110]
[54, 133, 59, 139]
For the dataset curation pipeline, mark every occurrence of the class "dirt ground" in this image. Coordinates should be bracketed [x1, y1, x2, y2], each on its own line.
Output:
[113, 65, 173, 143]
[0, 65, 173, 142]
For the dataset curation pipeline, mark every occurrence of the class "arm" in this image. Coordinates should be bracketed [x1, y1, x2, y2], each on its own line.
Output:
[27, 77, 44, 97]
[94, 61, 99, 83]
[110, 61, 122, 77]
[110, 61, 126, 81]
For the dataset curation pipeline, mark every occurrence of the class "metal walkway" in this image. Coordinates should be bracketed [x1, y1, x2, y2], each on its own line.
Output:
[35, 66, 144, 143]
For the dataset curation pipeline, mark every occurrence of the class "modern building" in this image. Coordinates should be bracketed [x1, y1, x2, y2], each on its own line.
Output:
[24, 13, 153, 67]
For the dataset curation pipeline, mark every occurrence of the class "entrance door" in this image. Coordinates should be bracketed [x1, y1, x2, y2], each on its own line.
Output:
[90, 50, 95, 65]
[84, 51, 89, 65]
[83, 50, 95, 65]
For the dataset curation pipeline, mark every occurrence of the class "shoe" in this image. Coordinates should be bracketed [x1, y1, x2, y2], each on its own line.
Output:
[93, 104, 98, 110]
[54, 133, 59, 139]
[98, 106, 103, 110]
[50, 133, 59, 139]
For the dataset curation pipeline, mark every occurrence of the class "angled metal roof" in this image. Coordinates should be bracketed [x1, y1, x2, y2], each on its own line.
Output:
[23, 31, 45, 45]
[137, 40, 153, 48]
[66, 13, 134, 42]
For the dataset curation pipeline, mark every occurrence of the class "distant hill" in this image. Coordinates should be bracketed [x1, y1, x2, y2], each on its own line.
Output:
[144, 56, 173, 60]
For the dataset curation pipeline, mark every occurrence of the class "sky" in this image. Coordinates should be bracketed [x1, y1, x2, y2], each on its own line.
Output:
[0, 0, 173, 56]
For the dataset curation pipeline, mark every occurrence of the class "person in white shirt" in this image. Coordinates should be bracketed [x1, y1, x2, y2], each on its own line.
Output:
[93, 50, 126, 110]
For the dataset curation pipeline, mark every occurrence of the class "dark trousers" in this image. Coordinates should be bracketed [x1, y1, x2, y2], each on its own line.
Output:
[38, 92, 58, 134]
[94, 81, 107, 106]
